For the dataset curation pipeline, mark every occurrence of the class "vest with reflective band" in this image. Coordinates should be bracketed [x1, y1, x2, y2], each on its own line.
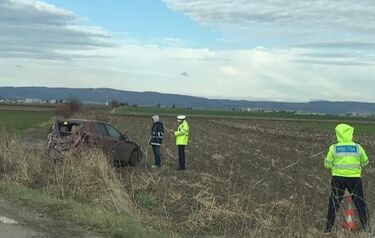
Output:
[150, 122, 164, 146]
[325, 143, 368, 177]
[175, 120, 189, 145]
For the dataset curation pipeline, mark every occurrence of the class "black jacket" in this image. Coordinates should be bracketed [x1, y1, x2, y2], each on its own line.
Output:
[150, 122, 164, 145]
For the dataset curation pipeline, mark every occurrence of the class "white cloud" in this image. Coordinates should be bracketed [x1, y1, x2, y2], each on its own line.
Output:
[2, 44, 375, 102]
[163, 0, 375, 34]
[219, 66, 239, 77]
[0, 0, 114, 60]
[293, 41, 375, 50]
[0, 0, 375, 102]
[163, 0, 375, 52]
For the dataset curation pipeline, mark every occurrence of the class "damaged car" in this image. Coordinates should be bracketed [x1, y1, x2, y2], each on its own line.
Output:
[47, 119, 142, 166]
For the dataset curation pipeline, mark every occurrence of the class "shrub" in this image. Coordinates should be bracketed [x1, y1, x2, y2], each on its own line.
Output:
[55, 98, 82, 118]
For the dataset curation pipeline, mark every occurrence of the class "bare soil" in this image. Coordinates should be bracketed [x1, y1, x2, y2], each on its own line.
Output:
[109, 115, 375, 237]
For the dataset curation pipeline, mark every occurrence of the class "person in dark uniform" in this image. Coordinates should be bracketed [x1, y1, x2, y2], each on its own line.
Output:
[149, 115, 164, 168]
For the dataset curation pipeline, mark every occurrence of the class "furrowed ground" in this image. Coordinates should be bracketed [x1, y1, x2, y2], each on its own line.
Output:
[109, 113, 375, 237]
[1, 105, 375, 237]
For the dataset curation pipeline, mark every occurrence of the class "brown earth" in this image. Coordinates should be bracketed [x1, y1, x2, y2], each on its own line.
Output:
[108, 115, 375, 237]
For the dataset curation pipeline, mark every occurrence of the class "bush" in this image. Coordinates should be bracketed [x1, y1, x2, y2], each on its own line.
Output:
[109, 100, 121, 109]
[55, 98, 82, 118]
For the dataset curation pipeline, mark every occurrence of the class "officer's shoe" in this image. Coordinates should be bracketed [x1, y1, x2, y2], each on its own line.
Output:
[322, 227, 332, 236]
[360, 224, 371, 233]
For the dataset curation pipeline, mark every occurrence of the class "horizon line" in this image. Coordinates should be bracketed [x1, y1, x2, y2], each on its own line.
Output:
[0, 86, 374, 104]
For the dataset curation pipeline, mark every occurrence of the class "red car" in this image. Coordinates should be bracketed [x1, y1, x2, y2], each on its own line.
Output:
[47, 119, 142, 166]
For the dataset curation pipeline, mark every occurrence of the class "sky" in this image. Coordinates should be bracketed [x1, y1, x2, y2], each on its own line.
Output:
[0, 0, 375, 102]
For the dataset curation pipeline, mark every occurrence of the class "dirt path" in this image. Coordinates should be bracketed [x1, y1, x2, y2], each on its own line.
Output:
[0, 196, 101, 238]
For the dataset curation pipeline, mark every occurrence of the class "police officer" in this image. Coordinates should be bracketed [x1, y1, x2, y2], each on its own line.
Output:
[169, 115, 189, 171]
[324, 123, 369, 233]
[149, 115, 164, 168]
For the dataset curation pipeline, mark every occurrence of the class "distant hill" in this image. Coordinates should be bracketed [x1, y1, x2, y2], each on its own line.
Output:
[1, 87, 375, 114]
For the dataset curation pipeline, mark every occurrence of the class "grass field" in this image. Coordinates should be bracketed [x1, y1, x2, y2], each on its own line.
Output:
[115, 106, 375, 136]
[0, 109, 53, 132]
[1, 105, 375, 237]
[2, 104, 374, 133]
[117, 106, 375, 122]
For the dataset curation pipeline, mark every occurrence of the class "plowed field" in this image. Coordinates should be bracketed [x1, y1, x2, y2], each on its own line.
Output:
[108, 115, 375, 237]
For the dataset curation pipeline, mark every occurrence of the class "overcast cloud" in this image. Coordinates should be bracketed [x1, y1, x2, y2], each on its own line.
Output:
[0, 0, 114, 60]
[0, 0, 375, 102]
[164, 0, 375, 60]
[163, 0, 375, 36]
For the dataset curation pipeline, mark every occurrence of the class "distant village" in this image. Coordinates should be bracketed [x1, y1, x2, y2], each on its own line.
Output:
[0, 98, 59, 104]
[0, 97, 374, 118]
[236, 107, 375, 117]
[238, 108, 375, 117]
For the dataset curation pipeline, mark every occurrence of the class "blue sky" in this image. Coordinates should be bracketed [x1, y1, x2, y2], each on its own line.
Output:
[43, 0, 227, 48]
[0, 0, 374, 102]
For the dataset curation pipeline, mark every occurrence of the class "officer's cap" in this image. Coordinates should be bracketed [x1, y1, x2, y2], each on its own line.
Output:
[177, 115, 186, 120]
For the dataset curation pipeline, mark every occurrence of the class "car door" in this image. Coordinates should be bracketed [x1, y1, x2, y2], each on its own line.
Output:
[94, 123, 123, 165]
[104, 123, 138, 166]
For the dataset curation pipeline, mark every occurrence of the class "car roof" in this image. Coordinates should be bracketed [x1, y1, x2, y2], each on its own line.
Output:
[55, 119, 108, 124]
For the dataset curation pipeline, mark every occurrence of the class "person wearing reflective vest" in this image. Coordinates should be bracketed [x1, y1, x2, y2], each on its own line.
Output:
[149, 115, 164, 168]
[169, 115, 189, 171]
[324, 123, 369, 233]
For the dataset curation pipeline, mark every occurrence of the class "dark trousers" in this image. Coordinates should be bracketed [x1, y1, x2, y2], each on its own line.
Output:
[152, 145, 161, 166]
[325, 176, 368, 231]
[178, 145, 186, 170]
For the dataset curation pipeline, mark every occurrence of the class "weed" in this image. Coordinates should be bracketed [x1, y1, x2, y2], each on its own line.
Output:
[0, 132, 169, 237]
[136, 192, 158, 209]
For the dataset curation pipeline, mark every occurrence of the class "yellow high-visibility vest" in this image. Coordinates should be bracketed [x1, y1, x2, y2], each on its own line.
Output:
[174, 120, 189, 145]
[324, 124, 368, 177]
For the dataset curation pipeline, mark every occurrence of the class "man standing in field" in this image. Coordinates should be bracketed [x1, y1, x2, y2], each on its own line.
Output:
[169, 115, 189, 171]
[324, 123, 369, 233]
[149, 115, 164, 168]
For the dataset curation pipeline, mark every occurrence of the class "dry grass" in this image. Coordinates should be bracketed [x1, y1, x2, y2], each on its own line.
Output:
[2, 114, 375, 238]
[0, 130, 43, 183]
[46, 150, 134, 214]
[0, 131, 170, 238]
[0, 132, 134, 214]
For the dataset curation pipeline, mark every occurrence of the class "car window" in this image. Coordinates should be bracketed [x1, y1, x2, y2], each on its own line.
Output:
[59, 125, 69, 135]
[105, 124, 122, 140]
[95, 123, 110, 137]
[58, 122, 81, 137]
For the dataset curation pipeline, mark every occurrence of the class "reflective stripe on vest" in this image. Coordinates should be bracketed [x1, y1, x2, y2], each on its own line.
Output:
[333, 164, 362, 169]
[334, 145, 360, 157]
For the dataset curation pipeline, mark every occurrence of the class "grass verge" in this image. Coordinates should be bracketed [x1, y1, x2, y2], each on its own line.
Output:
[0, 130, 172, 238]
[0, 181, 165, 238]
